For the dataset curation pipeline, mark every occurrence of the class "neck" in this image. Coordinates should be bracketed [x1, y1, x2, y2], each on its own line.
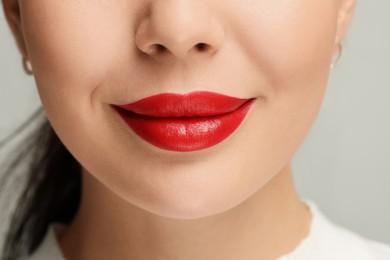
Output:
[58, 165, 312, 260]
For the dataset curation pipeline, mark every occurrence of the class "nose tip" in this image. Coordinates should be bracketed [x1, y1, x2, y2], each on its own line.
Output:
[135, 2, 224, 60]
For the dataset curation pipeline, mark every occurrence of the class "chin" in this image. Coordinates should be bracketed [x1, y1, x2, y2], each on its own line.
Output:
[122, 173, 258, 221]
[135, 193, 241, 220]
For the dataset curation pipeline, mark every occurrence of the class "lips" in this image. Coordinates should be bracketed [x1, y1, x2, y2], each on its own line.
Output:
[112, 91, 255, 152]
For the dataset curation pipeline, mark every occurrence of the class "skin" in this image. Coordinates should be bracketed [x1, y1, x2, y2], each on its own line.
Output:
[4, 0, 355, 259]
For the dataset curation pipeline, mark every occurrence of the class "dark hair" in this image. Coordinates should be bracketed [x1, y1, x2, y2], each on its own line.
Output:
[0, 107, 82, 259]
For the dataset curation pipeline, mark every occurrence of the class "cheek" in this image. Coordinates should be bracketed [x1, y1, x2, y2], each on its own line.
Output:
[229, 0, 337, 86]
[222, 0, 339, 174]
[233, 0, 337, 133]
[20, 1, 148, 166]
[21, 0, 138, 116]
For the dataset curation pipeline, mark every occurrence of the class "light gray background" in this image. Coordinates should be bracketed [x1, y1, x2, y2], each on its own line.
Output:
[1, 0, 389, 245]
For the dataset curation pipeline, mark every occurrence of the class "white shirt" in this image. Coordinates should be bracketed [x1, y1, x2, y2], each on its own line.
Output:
[27, 198, 390, 260]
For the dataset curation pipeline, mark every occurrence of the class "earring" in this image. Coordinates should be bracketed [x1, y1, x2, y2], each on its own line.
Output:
[330, 35, 344, 69]
[22, 56, 34, 75]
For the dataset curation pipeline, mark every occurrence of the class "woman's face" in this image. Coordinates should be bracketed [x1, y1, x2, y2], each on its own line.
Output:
[7, 0, 353, 219]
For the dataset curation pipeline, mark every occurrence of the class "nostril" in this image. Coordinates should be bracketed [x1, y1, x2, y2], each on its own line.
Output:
[144, 42, 212, 57]
[149, 44, 167, 54]
[196, 43, 208, 52]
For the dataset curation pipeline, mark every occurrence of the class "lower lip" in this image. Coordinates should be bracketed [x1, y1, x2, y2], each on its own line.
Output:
[114, 99, 256, 152]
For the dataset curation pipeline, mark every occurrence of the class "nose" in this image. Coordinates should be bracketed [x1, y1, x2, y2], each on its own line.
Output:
[135, 1, 225, 61]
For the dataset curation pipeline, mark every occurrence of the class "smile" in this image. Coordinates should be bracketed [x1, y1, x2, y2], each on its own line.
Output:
[112, 91, 256, 152]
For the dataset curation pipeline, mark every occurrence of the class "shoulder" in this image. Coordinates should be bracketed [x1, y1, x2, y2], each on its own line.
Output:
[366, 239, 390, 259]
[324, 220, 390, 259]
[289, 198, 390, 260]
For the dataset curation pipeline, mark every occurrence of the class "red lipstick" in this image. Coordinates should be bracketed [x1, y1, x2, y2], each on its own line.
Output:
[112, 91, 255, 152]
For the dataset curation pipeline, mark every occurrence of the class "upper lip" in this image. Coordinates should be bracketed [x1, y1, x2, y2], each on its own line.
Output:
[113, 91, 254, 118]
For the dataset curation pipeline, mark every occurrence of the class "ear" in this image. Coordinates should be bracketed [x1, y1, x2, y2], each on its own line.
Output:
[3, 0, 29, 58]
[336, 0, 356, 42]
